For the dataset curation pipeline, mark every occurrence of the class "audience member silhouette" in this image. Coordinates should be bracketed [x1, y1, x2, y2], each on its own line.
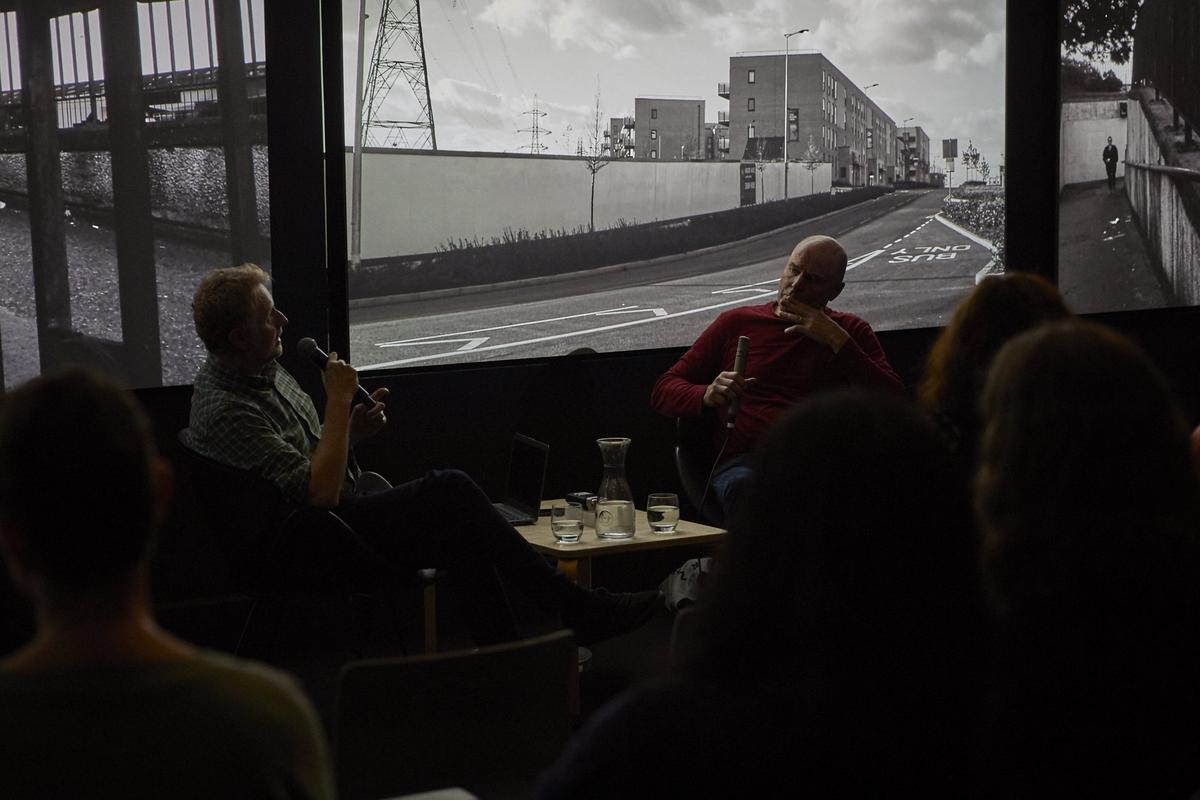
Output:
[975, 321, 1200, 797]
[537, 390, 984, 797]
[0, 370, 334, 800]
[919, 271, 1069, 468]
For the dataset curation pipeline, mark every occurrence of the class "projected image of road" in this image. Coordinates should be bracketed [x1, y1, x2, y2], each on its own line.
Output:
[343, 0, 1006, 369]
[351, 189, 994, 368]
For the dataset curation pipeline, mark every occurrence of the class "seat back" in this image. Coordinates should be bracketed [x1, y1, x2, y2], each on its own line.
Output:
[674, 416, 725, 526]
[166, 430, 286, 590]
[334, 629, 576, 800]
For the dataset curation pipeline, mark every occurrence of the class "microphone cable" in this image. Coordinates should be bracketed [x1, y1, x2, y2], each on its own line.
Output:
[697, 425, 733, 518]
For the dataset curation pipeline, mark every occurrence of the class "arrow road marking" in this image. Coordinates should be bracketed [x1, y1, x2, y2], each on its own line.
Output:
[377, 336, 490, 351]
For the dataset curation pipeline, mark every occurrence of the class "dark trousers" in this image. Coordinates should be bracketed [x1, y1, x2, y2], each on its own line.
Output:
[263, 469, 584, 644]
[1106, 163, 1117, 190]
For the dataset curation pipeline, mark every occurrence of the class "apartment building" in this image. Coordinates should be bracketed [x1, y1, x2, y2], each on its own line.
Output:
[721, 52, 896, 187]
[633, 97, 705, 160]
[898, 125, 931, 184]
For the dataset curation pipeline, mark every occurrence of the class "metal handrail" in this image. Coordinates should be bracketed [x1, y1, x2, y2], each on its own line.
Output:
[1125, 161, 1200, 182]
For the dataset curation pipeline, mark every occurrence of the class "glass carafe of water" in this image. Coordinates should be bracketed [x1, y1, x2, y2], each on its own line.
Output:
[596, 437, 635, 539]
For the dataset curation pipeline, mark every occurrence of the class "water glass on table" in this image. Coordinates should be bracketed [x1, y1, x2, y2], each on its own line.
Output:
[550, 500, 584, 543]
[647, 493, 680, 534]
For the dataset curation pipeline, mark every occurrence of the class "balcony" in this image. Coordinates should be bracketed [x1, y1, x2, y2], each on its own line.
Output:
[717, 82, 730, 99]
[717, 110, 729, 125]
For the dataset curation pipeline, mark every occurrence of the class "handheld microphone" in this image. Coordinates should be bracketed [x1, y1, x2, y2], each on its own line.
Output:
[726, 335, 750, 430]
[296, 337, 376, 408]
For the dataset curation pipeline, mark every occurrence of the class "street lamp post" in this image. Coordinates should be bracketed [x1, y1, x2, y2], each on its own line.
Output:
[900, 116, 914, 183]
[782, 27, 809, 200]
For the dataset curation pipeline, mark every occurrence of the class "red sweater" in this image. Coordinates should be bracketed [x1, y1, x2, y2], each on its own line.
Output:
[651, 302, 904, 460]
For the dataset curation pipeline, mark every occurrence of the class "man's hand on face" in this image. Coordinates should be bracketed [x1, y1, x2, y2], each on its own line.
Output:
[703, 370, 756, 409]
[349, 388, 390, 444]
[775, 296, 851, 353]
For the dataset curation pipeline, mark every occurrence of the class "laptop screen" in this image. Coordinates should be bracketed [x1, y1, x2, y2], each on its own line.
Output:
[504, 434, 550, 515]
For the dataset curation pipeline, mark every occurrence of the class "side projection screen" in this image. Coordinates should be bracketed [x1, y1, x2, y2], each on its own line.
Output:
[1057, 0, 1199, 315]
[0, 0, 268, 389]
[343, 0, 1007, 370]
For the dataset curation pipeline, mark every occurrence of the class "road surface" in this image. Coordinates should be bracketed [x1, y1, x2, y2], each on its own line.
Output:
[350, 190, 993, 370]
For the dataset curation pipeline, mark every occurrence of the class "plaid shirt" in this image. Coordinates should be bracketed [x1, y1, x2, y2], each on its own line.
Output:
[187, 357, 359, 504]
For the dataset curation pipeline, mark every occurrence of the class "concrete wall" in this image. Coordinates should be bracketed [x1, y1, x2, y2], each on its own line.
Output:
[0, 146, 271, 233]
[347, 149, 832, 259]
[1060, 95, 1128, 188]
[1125, 94, 1200, 304]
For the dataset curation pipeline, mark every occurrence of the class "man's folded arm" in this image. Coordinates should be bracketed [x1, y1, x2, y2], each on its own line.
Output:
[831, 319, 905, 393]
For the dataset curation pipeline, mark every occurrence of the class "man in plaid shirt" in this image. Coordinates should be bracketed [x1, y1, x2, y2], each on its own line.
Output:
[186, 264, 659, 645]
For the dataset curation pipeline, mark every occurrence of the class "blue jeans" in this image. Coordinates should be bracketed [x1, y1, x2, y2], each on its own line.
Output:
[711, 454, 755, 528]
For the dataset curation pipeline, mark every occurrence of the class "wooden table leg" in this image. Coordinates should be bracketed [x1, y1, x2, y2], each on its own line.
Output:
[557, 557, 592, 589]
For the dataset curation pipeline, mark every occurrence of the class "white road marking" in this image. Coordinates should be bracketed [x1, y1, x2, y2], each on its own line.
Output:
[364, 232, 923, 368]
[932, 213, 997, 251]
[378, 336, 490, 351]
[371, 305, 634, 343]
[594, 307, 668, 317]
[366, 291, 779, 369]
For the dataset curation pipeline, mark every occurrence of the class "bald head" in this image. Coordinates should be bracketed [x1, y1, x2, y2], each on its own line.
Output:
[778, 235, 848, 309]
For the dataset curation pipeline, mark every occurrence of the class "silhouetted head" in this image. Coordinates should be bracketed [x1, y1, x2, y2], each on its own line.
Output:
[687, 389, 980, 686]
[0, 370, 169, 593]
[919, 272, 1069, 443]
[976, 320, 1199, 617]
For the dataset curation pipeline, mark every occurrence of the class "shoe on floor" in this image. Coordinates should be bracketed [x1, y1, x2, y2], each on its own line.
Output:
[563, 588, 662, 646]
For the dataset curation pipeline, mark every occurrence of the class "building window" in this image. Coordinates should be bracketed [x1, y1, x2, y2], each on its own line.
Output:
[651, 108, 657, 119]
[747, 97, 755, 112]
[651, 149, 657, 159]
[748, 69, 756, 84]
[748, 123, 755, 139]
[650, 129, 657, 140]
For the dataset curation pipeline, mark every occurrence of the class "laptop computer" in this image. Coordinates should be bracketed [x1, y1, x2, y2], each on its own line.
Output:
[492, 433, 550, 526]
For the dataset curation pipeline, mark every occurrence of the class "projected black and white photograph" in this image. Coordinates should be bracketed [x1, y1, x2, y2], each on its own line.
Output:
[1057, 0, 1199, 315]
[343, 0, 1007, 370]
[0, 0, 268, 389]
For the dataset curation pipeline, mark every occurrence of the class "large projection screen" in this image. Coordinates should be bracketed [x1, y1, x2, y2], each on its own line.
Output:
[342, 0, 1007, 371]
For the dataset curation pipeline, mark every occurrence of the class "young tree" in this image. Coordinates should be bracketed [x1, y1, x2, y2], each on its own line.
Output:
[582, 80, 610, 233]
[802, 134, 822, 195]
[1062, 0, 1141, 65]
[754, 136, 770, 203]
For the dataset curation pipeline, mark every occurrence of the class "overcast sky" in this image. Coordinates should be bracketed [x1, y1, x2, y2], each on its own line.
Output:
[343, 0, 1007, 172]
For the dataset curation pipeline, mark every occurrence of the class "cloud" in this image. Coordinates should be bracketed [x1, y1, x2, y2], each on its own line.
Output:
[427, 78, 605, 152]
[478, 0, 727, 56]
[811, 0, 1004, 72]
[431, 78, 524, 131]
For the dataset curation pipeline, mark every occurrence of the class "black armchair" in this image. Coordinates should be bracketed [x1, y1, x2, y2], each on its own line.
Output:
[674, 415, 725, 527]
[164, 430, 438, 656]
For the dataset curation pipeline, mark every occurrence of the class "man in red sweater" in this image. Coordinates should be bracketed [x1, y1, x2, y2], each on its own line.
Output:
[651, 235, 903, 522]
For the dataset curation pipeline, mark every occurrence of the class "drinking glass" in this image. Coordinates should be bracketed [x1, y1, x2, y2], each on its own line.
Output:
[550, 500, 583, 544]
[646, 493, 680, 534]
